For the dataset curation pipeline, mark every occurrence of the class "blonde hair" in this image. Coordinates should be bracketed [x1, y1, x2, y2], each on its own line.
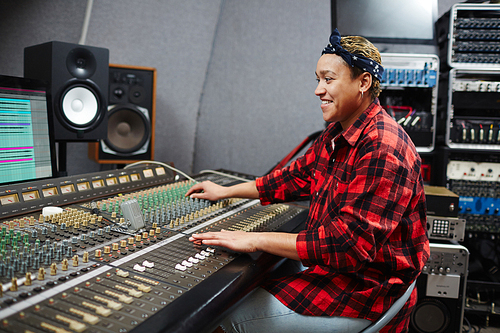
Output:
[340, 36, 382, 99]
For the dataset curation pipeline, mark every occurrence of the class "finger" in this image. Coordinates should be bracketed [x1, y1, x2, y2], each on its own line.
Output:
[189, 192, 207, 200]
[190, 239, 203, 245]
[190, 232, 218, 240]
[185, 184, 203, 196]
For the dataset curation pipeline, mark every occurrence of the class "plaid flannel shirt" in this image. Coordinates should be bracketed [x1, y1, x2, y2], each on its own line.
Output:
[256, 99, 429, 332]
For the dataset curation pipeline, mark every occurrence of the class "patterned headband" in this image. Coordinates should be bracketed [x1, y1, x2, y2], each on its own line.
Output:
[322, 29, 384, 81]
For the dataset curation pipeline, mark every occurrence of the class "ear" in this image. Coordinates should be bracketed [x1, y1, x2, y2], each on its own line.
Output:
[359, 72, 372, 94]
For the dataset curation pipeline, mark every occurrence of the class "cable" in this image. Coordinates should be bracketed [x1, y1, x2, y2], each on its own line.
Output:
[463, 316, 472, 333]
[199, 170, 252, 182]
[123, 160, 197, 182]
[78, 0, 94, 45]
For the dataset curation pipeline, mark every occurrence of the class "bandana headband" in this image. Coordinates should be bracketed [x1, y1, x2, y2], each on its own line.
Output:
[322, 29, 384, 81]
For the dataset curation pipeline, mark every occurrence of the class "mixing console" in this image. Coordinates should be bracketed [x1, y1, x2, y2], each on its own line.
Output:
[0, 165, 308, 333]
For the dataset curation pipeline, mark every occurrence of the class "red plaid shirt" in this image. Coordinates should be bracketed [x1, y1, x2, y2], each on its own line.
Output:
[256, 100, 429, 332]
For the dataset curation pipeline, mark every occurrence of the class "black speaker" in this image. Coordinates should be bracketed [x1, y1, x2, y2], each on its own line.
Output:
[410, 243, 469, 333]
[24, 41, 109, 141]
[88, 64, 156, 164]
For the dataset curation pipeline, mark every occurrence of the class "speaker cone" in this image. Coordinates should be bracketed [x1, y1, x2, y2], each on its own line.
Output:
[410, 298, 450, 333]
[66, 47, 97, 79]
[104, 104, 150, 154]
[61, 86, 99, 126]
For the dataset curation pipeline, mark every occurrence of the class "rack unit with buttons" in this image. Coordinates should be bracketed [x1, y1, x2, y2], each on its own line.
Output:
[379, 53, 439, 153]
[447, 159, 500, 235]
[442, 69, 500, 150]
[437, 3, 500, 69]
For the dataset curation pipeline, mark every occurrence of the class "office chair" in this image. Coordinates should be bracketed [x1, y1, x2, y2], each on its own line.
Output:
[359, 280, 416, 333]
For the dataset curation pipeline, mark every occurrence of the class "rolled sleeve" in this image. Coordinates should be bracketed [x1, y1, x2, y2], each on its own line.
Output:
[296, 226, 328, 267]
[256, 147, 317, 205]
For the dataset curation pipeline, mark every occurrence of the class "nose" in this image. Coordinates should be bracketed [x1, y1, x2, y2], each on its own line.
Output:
[315, 81, 325, 96]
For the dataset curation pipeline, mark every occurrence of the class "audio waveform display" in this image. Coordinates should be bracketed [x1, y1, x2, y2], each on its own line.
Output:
[0, 97, 37, 183]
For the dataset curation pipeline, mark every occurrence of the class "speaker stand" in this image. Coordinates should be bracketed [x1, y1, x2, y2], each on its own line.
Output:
[57, 142, 68, 177]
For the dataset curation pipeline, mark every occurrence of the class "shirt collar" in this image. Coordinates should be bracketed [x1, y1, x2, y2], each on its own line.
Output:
[323, 98, 382, 147]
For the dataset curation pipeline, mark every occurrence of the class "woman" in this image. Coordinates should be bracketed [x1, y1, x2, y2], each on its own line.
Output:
[187, 29, 429, 333]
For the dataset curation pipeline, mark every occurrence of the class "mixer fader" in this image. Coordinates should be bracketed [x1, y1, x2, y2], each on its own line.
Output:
[0, 166, 308, 333]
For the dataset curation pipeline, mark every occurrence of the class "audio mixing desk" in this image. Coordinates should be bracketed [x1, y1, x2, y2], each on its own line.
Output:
[0, 166, 308, 333]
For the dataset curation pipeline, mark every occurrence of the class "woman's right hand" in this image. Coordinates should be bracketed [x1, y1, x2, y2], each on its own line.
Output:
[185, 181, 228, 201]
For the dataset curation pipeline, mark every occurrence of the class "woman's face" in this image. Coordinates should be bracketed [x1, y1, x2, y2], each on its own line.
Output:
[315, 54, 366, 129]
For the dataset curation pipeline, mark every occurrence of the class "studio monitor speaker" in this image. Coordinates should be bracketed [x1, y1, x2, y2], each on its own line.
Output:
[88, 64, 156, 164]
[410, 243, 469, 333]
[24, 41, 109, 141]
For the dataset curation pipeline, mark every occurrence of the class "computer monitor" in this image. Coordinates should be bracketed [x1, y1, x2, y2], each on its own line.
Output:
[332, 0, 438, 45]
[0, 74, 56, 186]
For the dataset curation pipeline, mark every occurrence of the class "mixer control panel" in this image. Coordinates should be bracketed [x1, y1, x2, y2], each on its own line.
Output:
[0, 168, 307, 333]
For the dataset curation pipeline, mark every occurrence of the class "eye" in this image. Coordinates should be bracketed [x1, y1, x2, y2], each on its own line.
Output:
[324, 77, 333, 82]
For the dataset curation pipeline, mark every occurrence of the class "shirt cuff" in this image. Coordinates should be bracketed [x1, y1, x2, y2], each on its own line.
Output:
[256, 176, 273, 205]
[296, 227, 327, 267]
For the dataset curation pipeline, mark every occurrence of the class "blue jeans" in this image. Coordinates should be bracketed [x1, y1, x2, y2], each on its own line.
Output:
[220, 288, 372, 333]
[219, 260, 372, 333]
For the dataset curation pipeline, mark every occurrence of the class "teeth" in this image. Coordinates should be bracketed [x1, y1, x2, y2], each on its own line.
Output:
[322, 101, 331, 104]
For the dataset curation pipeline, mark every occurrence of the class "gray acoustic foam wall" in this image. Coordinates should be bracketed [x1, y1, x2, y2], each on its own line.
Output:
[84, 0, 221, 174]
[193, 0, 330, 176]
[0, 0, 329, 178]
[0, 0, 460, 178]
[0, 0, 221, 176]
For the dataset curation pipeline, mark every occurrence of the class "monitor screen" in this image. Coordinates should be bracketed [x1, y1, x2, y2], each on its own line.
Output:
[333, 0, 437, 44]
[0, 75, 56, 186]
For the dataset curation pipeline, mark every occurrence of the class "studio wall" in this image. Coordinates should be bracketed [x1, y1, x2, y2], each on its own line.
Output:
[0, 0, 464, 178]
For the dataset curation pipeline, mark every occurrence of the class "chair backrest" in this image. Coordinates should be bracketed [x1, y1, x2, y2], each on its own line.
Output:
[359, 280, 416, 333]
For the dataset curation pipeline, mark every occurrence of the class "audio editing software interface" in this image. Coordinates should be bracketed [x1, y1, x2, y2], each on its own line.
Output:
[0, 76, 55, 186]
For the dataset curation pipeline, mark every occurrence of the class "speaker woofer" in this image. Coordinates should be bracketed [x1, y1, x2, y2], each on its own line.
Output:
[56, 80, 106, 133]
[104, 104, 150, 154]
[410, 298, 450, 333]
[61, 86, 98, 126]
[66, 47, 97, 79]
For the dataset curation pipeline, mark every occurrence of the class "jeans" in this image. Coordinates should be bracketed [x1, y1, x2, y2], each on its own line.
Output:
[219, 260, 372, 333]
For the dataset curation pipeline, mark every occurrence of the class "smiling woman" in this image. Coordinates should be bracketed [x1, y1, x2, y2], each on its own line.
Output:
[314, 29, 383, 128]
[187, 29, 429, 333]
